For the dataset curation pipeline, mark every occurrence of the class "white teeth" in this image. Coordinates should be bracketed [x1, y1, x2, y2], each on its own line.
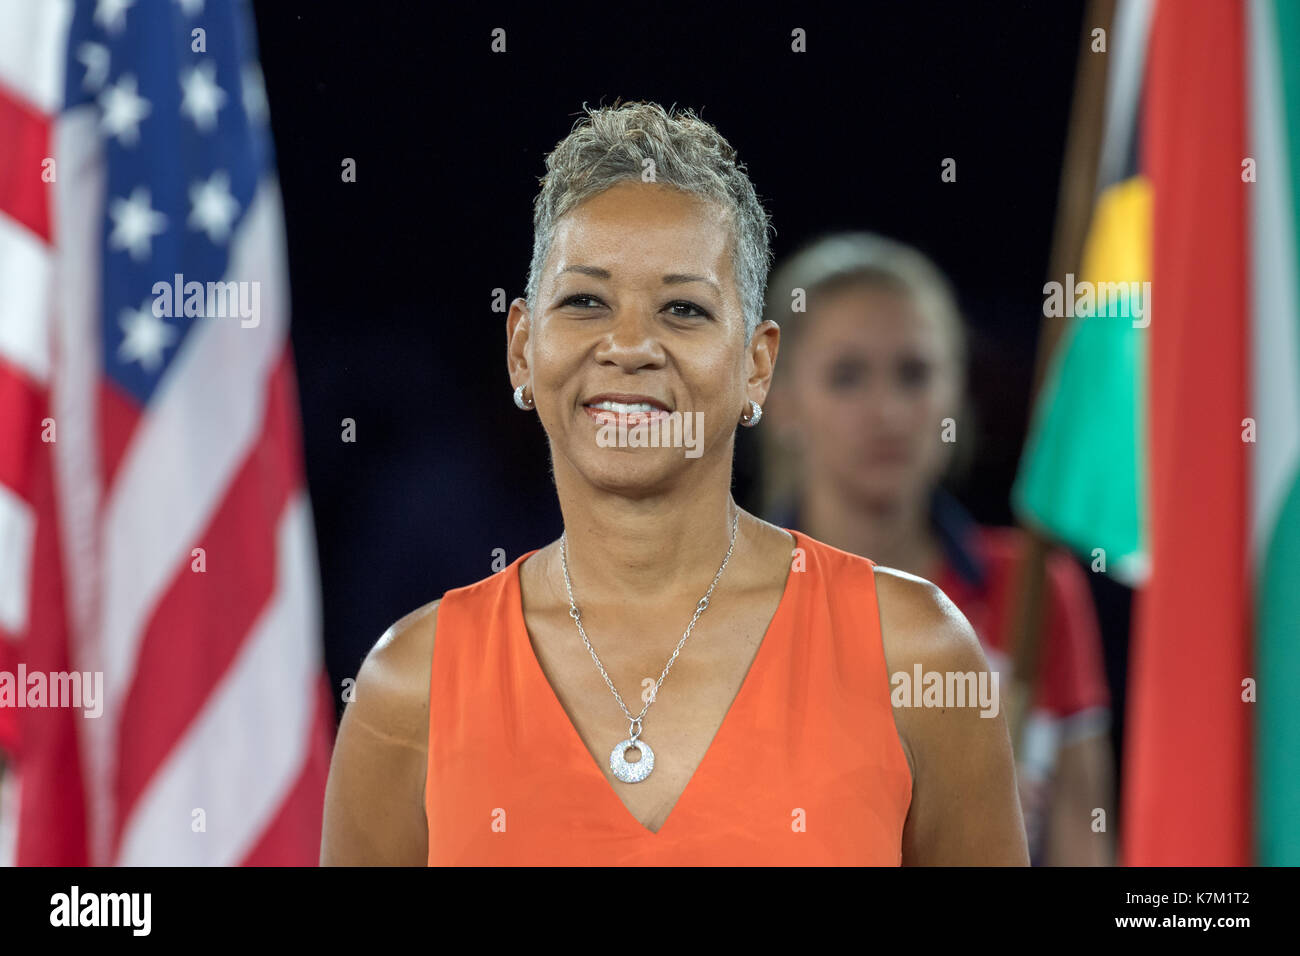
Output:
[586, 400, 661, 413]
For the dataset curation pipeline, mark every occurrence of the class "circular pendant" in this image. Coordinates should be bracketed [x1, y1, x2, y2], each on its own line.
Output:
[609, 737, 655, 783]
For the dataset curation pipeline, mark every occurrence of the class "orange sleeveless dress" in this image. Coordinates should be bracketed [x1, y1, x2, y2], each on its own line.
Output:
[425, 529, 913, 865]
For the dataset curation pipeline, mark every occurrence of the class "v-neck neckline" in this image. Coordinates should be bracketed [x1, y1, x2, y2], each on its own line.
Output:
[510, 528, 803, 838]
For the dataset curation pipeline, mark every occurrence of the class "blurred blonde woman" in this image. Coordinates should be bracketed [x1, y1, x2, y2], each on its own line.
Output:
[761, 232, 1114, 866]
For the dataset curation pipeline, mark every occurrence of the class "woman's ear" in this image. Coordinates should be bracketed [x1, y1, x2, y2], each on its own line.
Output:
[746, 319, 782, 398]
[506, 298, 531, 378]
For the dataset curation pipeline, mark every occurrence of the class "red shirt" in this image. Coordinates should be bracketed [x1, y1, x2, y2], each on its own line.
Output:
[935, 524, 1110, 862]
[935, 525, 1110, 722]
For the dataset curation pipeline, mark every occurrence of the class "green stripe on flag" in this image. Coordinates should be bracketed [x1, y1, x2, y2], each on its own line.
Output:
[1012, 302, 1146, 582]
[1253, 0, 1300, 867]
[1012, 175, 1151, 585]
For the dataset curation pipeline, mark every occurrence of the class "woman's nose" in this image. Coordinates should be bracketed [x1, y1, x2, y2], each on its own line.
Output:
[596, 307, 665, 367]
[865, 379, 912, 424]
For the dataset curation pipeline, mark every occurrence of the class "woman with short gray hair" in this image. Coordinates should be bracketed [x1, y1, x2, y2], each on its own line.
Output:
[321, 101, 1028, 866]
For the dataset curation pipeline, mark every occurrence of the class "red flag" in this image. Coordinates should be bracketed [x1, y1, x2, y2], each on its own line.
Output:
[1122, 0, 1253, 865]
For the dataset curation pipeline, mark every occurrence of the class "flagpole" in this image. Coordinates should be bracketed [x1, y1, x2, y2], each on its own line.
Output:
[1005, 0, 1115, 771]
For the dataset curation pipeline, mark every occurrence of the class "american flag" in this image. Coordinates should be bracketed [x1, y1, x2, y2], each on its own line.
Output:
[0, 0, 334, 865]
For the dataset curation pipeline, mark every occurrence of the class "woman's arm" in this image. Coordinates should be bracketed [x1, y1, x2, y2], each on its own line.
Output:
[875, 568, 1030, 865]
[320, 600, 440, 865]
[1046, 732, 1115, 865]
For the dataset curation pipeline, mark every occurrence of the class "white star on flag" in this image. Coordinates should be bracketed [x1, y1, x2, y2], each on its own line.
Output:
[78, 42, 110, 92]
[99, 73, 151, 147]
[94, 0, 136, 34]
[108, 186, 167, 261]
[180, 61, 227, 133]
[188, 170, 240, 243]
[118, 301, 179, 372]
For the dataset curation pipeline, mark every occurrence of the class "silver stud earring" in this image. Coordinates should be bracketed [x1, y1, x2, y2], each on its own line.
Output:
[513, 384, 534, 410]
[741, 399, 762, 427]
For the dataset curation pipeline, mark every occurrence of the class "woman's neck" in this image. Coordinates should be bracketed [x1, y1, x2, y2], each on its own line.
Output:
[546, 458, 754, 609]
[799, 475, 942, 580]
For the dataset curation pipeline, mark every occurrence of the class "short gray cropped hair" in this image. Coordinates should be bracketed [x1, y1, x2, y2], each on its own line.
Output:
[525, 100, 775, 344]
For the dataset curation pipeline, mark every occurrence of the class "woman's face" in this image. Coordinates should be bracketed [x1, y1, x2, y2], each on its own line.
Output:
[509, 181, 777, 496]
[779, 281, 959, 508]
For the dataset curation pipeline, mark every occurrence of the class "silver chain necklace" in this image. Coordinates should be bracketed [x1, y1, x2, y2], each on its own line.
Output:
[559, 507, 740, 783]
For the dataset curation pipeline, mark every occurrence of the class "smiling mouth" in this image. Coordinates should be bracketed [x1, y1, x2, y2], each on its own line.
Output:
[583, 403, 672, 426]
[582, 396, 677, 429]
[584, 399, 667, 414]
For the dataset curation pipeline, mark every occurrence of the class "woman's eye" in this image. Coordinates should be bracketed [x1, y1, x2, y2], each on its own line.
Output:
[666, 301, 710, 319]
[828, 363, 864, 389]
[558, 296, 709, 318]
[898, 359, 932, 388]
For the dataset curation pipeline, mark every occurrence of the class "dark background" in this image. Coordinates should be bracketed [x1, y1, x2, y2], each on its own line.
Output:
[248, 0, 1131, 771]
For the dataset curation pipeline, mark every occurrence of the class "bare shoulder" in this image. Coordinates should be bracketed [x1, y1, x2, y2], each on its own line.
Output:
[349, 599, 441, 749]
[870, 566, 993, 783]
[872, 565, 986, 675]
[320, 598, 441, 865]
[871, 566, 1029, 864]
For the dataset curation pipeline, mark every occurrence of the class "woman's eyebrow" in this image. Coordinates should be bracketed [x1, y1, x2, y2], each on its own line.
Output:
[557, 264, 611, 280]
[662, 273, 722, 296]
[557, 265, 721, 296]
